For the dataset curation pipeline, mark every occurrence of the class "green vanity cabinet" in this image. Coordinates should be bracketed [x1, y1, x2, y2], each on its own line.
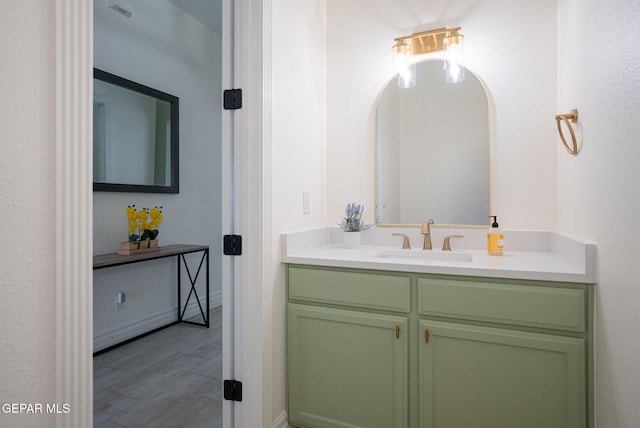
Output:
[288, 304, 408, 428]
[287, 266, 411, 428]
[286, 265, 594, 428]
[416, 276, 591, 428]
[418, 320, 585, 428]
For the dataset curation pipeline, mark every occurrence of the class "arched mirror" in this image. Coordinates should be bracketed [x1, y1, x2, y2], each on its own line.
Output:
[375, 60, 490, 225]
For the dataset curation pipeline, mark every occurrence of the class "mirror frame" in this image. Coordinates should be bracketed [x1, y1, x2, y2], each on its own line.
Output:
[93, 68, 180, 194]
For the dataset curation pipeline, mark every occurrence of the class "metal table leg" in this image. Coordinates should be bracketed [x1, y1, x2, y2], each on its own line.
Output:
[177, 249, 210, 327]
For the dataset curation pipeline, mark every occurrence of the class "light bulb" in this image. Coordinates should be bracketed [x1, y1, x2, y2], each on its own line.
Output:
[392, 40, 416, 88]
[444, 32, 465, 83]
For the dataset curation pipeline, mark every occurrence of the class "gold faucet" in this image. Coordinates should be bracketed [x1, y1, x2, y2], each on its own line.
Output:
[421, 219, 434, 250]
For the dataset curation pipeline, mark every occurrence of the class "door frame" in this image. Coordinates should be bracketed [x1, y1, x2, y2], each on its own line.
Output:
[55, 0, 270, 426]
[55, 1, 94, 426]
[223, 0, 273, 425]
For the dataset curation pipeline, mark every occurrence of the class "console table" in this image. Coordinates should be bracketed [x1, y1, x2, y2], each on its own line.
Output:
[93, 244, 210, 350]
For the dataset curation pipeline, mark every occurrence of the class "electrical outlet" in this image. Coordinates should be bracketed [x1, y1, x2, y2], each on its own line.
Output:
[116, 291, 127, 311]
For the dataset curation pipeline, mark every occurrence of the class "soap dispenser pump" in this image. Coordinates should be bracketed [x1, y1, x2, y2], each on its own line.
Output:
[487, 215, 504, 256]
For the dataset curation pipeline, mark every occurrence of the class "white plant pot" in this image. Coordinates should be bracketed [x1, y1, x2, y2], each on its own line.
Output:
[342, 231, 362, 249]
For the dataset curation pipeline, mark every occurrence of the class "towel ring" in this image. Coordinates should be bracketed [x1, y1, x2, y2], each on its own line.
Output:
[556, 109, 579, 155]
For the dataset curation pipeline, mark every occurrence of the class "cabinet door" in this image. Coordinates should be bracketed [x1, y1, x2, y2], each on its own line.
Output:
[419, 320, 585, 428]
[288, 303, 408, 428]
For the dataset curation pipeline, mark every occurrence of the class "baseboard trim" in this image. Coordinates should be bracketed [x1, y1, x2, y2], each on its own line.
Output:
[93, 291, 222, 352]
[272, 410, 290, 428]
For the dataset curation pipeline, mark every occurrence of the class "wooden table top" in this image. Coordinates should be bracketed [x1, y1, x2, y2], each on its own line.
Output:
[93, 244, 209, 269]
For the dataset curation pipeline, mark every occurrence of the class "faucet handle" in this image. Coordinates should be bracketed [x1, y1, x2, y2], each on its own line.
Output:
[442, 235, 464, 251]
[392, 233, 411, 249]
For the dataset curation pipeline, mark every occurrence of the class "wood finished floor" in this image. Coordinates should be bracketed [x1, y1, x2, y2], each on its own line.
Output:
[94, 308, 223, 428]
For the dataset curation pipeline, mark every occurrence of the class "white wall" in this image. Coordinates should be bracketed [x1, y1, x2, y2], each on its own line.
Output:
[0, 1, 56, 427]
[93, 0, 222, 350]
[270, 0, 328, 423]
[557, 0, 640, 426]
[327, 0, 558, 230]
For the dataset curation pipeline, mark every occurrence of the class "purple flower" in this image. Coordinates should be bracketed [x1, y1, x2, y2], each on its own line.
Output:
[338, 202, 373, 232]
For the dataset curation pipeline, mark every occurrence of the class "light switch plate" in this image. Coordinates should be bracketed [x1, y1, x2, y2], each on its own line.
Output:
[303, 192, 311, 215]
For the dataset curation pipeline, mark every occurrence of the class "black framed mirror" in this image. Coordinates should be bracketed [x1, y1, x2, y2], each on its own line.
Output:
[93, 68, 179, 193]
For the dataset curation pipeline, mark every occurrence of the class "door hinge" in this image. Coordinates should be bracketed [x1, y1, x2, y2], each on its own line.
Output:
[395, 325, 400, 339]
[425, 329, 430, 344]
[223, 234, 242, 256]
[223, 88, 242, 110]
[223, 379, 243, 402]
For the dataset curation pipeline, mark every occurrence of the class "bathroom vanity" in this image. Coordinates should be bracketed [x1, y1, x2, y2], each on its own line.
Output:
[283, 227, 595, 428]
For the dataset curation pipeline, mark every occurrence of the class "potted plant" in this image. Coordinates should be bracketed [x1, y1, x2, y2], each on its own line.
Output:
[338, 203, 372, 249]
[119, 205, 164, 255]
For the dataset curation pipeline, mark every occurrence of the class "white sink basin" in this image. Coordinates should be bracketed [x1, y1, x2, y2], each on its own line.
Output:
[374, 249, 473, 263]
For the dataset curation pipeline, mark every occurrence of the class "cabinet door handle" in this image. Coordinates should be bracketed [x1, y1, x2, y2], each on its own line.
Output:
[425, 329, 430, 344]
[395, 325, 400, 339]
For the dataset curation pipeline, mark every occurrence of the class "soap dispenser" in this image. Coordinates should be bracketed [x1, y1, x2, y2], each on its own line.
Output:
[487, 215, 504, 256]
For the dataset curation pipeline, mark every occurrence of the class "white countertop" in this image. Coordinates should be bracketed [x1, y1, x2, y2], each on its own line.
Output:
[282, 227, 597, 283]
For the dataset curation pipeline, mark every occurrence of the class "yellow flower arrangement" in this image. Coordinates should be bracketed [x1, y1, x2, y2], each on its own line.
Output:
[126, 205, 164, 242]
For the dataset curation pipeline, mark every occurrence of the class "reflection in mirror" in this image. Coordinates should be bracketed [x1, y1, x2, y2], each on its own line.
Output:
[93, 69, 179, 193]
[376, 60, 490, 225]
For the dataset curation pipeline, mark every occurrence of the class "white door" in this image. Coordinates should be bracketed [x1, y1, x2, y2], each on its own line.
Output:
[221, 1, 236, 426]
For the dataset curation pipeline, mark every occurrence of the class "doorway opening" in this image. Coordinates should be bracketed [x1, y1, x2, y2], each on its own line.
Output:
[56, 0, 264, 425]
[91, 1, 227, 426]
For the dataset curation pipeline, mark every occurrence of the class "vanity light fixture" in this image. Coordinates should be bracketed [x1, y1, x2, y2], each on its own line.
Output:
[392, 27, 465, 87]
